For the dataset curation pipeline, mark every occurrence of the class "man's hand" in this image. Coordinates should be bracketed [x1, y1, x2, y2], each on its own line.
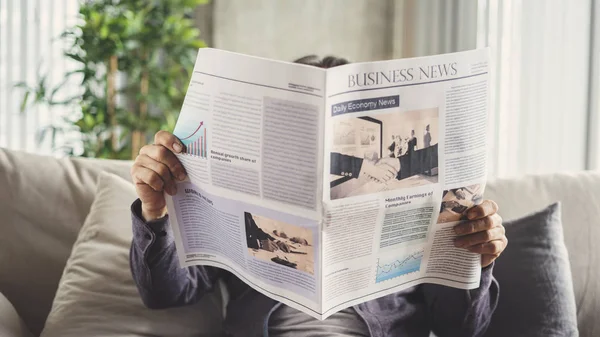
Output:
[359, 160, 397, 183]
[130, 131, 187, 221]
[453, 200, 507, 268]
[376, 157, 401, 173]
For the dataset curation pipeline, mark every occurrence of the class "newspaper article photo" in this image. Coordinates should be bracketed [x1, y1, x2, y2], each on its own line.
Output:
[330, 108, 439, 200]
[437, 184, 484, 223]
[245, 212, 315, 275]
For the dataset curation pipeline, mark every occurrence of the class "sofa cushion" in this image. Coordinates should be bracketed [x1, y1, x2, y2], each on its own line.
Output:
[0, 148, 132, 335]
[484, 203, 578, 337]
[40, 172, 225, 337]
[486, 172, 600, 336]
[0, 291, 33, 337]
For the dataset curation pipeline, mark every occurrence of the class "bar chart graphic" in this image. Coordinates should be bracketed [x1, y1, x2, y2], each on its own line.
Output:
[181, 122, 207, 158]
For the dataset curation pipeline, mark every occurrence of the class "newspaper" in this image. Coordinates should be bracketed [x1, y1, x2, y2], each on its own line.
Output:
[164, 48, 490, 320]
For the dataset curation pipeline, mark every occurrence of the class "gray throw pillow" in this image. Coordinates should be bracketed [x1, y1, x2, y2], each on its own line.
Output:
[484, 203, 578, 337]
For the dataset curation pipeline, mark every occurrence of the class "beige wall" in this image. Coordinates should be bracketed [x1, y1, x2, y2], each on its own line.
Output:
[212, 0, 393, 62]
[195, 0, 478, 63]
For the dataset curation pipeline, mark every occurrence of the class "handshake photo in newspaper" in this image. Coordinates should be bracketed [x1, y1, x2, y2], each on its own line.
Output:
[329, 109, 440, 201]
[360, 157, 400, 183]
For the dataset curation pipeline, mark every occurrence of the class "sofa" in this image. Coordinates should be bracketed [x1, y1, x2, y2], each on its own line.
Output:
[0, 147, 598, 336]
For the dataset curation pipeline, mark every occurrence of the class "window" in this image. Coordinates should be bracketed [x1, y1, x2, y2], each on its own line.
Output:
[0, 0, 79, 154]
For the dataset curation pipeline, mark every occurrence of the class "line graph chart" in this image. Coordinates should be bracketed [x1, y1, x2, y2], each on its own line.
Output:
[375, 249, 424, 283]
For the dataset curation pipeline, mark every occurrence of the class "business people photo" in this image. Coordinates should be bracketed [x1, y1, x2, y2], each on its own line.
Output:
[330, 108, 439, 200]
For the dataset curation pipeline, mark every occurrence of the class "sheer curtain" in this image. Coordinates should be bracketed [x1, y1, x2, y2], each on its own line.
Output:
[586, 0, 600, 170]
[477, 0, 594, 178]
[367, 0, 596, 178]
[0, 0, 79, 154]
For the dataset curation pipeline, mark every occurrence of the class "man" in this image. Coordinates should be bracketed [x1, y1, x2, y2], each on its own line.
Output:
[130, 56, 506, 337]
[424, 124, 432, 148]
[409, 129, 417, 151]
[395, 135, 404, 157]
[387, 135, 397, 158]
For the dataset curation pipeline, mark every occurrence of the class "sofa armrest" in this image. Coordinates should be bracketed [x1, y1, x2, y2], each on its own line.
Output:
[0, 292, 34, 337]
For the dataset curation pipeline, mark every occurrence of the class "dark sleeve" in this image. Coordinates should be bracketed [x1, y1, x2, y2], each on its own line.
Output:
[330, 152, 363, 178]
[422, 263, 499, 337]
[129, 199, 222, 309]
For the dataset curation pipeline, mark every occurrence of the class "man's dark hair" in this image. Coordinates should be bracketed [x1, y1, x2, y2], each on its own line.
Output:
[293, 55, 349, 68]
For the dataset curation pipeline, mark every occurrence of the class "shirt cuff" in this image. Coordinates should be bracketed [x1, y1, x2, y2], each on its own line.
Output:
[480, 262, 495, 288]
[469, 261, 499, 303]
[131, 199, 175, 254]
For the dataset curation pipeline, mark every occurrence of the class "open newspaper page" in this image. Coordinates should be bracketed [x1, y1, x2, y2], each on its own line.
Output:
[321, 49, 490, 318]
[164, 48, 327, 317]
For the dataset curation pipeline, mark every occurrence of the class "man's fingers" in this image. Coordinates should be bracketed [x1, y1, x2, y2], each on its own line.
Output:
[454, 213, 502, 236]
[383, 164, 398, 176]
[467, 200, 499, 220]
[376, 164, 397, 181]
[481, 254, 497, 268]
[465, 238, 507, 255]
[131, 164, 165, 192]
[378, 157, 401, 172]
[137, 154, 177, 195]
[139, 144, 187, 181]
[454, 226, 505, 248]
[381, 167, 395, 181]
[154, 130, 185, 154]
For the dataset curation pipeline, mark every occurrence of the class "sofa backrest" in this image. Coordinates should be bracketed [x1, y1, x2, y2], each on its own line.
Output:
[0, 148, 131, 335]
[2, 147, 599, 336]
[486, 171, 600, 337]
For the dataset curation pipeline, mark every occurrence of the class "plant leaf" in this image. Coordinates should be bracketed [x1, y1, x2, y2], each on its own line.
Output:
[19, 91, 31, 113]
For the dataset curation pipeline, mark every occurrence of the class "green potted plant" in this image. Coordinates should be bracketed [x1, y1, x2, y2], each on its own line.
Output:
[18, 0, 208, 159]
